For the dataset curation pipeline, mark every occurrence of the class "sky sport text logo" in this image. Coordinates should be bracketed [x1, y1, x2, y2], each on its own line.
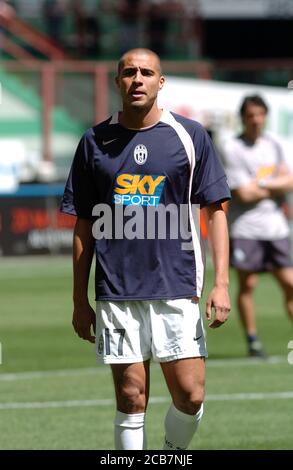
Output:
[92, 203, 200, 251]
[113, 173, 166, 207]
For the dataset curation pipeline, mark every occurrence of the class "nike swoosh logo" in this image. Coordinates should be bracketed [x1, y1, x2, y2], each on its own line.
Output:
[102, 138, 117, 145]
[194, 335, 203, 341]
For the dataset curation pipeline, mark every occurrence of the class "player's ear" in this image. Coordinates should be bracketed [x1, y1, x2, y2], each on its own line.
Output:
[159, 76, 165, 90]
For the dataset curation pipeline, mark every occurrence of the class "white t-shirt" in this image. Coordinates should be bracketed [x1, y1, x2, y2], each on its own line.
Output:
[222, 133, 289, 240]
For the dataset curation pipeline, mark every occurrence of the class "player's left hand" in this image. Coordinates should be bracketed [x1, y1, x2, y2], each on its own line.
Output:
[206, 286, 230, 328]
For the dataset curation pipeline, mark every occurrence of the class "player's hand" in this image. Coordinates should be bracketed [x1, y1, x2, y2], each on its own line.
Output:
[72, 301, 96, 343]
[206, 286, 230, 329]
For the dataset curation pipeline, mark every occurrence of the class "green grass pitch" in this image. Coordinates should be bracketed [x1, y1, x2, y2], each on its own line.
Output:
[0, 256, 292, 450]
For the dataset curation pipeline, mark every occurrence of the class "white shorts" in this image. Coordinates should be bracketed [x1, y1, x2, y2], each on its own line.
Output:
[96, 298, 207, 364]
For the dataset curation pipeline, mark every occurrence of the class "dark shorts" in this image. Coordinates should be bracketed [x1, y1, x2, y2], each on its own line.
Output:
[230, 238, 293, 272]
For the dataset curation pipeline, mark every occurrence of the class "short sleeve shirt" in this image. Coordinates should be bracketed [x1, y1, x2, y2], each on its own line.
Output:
[222, 134, 289, 240]
[61, 110, 231, 300]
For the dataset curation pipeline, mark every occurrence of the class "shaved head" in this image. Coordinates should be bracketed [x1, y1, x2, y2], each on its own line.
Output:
[115, 47, 165, 128]
[117, 48, 162, 76]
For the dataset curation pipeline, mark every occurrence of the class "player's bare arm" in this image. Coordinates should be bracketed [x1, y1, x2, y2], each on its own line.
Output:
[72, 217, 96, 343]
[203, 203, 230, 328]
[232, 181, 270, 203]
[263, 173, 293, 194]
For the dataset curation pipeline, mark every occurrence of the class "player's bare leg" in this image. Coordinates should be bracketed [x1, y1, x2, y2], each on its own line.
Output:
[273, 267, 293, 322]
[237, 270, 258, 335]
[160, 357, 205, 449]
[237, 270, 266, 357]
[111, 360, 150, 450]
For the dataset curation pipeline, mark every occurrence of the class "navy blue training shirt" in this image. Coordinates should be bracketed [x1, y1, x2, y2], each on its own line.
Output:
[61, 110, 231, 300]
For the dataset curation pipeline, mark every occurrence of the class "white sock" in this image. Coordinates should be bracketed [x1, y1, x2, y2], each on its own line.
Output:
[163, 403, 204, 450]
[114, 411, 147, 450]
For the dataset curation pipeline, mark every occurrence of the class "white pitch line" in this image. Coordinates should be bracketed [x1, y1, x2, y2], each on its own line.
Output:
[0, 367, 103, 382]
[1, 391, 293, 410]
[206, 355, 286, 367]
[0, 355, 287, 382]
[0, 399, 114, 410]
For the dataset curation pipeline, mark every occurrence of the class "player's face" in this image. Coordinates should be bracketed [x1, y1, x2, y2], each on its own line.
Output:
[116, 52, 165, 110]
[242, 104, 267, 137]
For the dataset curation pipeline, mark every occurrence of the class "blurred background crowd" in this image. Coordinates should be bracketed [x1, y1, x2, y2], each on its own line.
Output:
[1, 0, 204, 59]
[1, 0, 293, 61]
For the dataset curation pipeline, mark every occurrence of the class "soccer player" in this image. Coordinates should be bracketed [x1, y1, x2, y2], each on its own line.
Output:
[222, 95, 293, 358]
[61, 48, 231, 450]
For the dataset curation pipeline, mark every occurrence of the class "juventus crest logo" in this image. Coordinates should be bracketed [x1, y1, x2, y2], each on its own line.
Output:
[134, 144, 148, 165]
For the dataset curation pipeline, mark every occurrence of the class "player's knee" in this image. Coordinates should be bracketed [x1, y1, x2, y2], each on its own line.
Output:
[238, 273, 257, 293]
[186, 391, 204, 414]
[239, 280, 256, 294]
[175, 389, 205, 415]
[116, 384, 146, 413]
